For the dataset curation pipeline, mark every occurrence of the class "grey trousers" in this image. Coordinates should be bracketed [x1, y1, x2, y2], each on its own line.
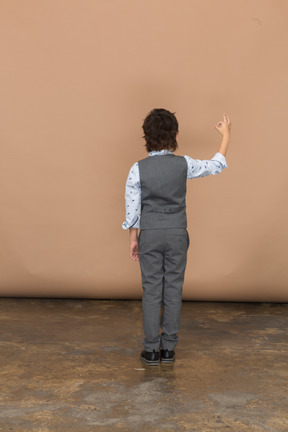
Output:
[138, 228, 190, 351]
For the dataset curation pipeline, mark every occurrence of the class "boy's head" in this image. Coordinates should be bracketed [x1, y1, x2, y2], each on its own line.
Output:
[142, 108, 178, 152]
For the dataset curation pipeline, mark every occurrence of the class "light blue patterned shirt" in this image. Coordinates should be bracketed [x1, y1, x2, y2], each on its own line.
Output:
[122, 150, 227, 230]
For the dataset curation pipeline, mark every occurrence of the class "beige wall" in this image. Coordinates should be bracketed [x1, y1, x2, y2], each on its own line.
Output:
[0, 0, 287, 301]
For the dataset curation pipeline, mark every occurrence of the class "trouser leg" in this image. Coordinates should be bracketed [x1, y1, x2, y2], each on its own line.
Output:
[138, 229, 164, 352]
[161, 229, 189, 351]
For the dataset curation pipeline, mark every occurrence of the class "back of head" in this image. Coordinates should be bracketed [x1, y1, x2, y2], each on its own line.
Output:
[142, 108, 179, 152]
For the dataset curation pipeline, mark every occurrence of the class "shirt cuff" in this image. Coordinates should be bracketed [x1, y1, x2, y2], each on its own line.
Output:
[212, 152, 228, 168]
[122, 220, 140, 230]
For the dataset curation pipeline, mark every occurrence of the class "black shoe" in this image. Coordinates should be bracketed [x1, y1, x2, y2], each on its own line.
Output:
[160, 349, 175, 363]
[140, 350, 159, 365]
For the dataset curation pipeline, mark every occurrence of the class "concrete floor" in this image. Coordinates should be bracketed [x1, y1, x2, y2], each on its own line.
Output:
[0, 299, 287, 432]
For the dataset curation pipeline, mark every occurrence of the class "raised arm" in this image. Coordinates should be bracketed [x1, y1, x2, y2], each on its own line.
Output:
[184, 113, 231, 179]
[215, 113, 231, 157]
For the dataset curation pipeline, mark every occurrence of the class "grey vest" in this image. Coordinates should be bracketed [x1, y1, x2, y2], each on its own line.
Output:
[138, 154, 188, 229]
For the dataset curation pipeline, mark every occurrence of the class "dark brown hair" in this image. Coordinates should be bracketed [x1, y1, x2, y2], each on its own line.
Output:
[142, 108, 178, 152]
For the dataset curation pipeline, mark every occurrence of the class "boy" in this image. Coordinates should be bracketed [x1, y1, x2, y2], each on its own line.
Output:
[122, 109, 231, 365]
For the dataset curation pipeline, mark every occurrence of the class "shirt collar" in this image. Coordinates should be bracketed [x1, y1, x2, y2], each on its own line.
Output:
[148, 150, 174, 157]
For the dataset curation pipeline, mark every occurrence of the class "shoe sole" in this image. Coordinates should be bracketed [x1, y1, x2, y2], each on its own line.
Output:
[160, 358, 175, 364]
[140, 356, 159, 366]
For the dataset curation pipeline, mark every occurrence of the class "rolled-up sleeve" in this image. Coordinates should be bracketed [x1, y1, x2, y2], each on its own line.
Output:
[184, 152, 228, 179]
[122, 162, 141, 230]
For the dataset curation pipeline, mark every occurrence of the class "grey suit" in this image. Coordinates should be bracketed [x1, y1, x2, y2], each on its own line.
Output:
[138, 154, 190, 351]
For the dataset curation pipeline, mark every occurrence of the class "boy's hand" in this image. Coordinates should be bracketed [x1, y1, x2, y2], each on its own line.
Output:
[130, 241, 139, 261]
[215, 113, 231, 136]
